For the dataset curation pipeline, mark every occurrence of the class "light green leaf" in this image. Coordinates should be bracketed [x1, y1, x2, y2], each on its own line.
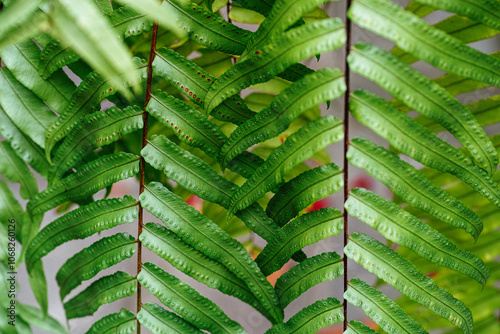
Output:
[349, 90, 500, 209]
[57, 232, 137, 300]
[347, 138, 483, 240]
[138, 262, 246, 333]
[256, 208, 342, 276]
[0, 141, 38, 200]
[266, 163, 343, 227]
[140, 222, 272, 321]
[348, 0, 500, 88]
[348, 42, 498, 175]
[17, 303, 68, 334]
[229, 115, 343, 218]
[28, 153, 140, 215]
[140, 182, 283, 323]
[64, 271, 136, 319]
[265, 298, 343, 334]
[344, 321, 380, 334]
[205, 18, 346, 113]
[85, 309, 136, 334]
[137, 303, 204, 334]
[48, 106, 143, 183]
[0, 68, 56, 148]
[219, 68, 345, 168]
[275, 252, 343, 309]
[344, 278, 426, 334]
[229, 7, 265, 25]
[26, 196, 138, 269]
[345, 233, 473, 334]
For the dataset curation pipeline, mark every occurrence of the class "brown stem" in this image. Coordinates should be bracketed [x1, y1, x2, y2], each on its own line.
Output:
[137, 22, 159, 333]
[343, 0, 353, 330]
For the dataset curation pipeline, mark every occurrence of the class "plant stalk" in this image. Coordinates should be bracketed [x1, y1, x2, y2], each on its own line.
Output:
[137, 21, 159, 333]
[343, 0, 352, 330]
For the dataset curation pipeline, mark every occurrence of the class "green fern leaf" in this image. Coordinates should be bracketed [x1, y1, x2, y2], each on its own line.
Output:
[348, 0, 500, 88]
[226, 150, 265, 179]
[345, 232, 473, 334]
[241, 0, 338, 60]
[274, 252, 343, 309]
[162, 0, 252, 55]
[350, 90, 500, 208]
[256, 208, 343, 276]
[85, 308, 136, 334]
[39, 6, 153, 79]
[265, 298, 343, 334]
[44, 59, 148, 158]
[344, 321, 380, 334]
[346, 188, 490, 286]
[138, 262, 246, 333]
[140, 182, 283, 323]
[412, 0, 500, 31]
[142, 135, 237, 207]
[0, 0, 43, 46]
[205, 18, 346, 113]
[0, 106, 50, 177]
[27, 259, 48, 314]
[28, 153, 140, 214]
[0, 180, 23, 233]
[228, 115, 343, 218]
[147, 90, 226, 160]
[347, 138, 483, 240]
[266, 163, 343, 227]
[0, 141, 38, 200]
[348, 42, 498, 175]
[57, 232, 137, 300]
[233, 0, 274, 17]
[64, 271, 136, 319]
[276, 63, 315, 83]
[0, 68, 56, 148]
[140, 222, 272, 321]
[344, 278, 427, 334]
[153, 47, 255, 124]
[48, 106, 144, 183]
[219, 68, 345, 168]
[137, 303, 204, 334]
[0, 40, 75, 112]
[16, 303, 68, 334]
[26, 196, 138, 268]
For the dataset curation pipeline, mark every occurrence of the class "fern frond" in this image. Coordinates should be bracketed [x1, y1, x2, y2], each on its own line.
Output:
[344, 321, 380, 334]
[412, 0, 500, 31]
[265, 298, 343, 334]
[346, 188, 490, 286]
[28, 153, 140, 214]
[140, 182, 283, 323]
[0, 141, 38, 200]
[138, 262, 246, 333]
[85, 308, 136, 334]
[0, 40, 75, 112]
[153, 47, 255, 124]
[137, 303, 204, 334]
[0, 181, 23, 232]
[44, 59, 148, 157]
[0, 68, 57, 148]
[350, 90, 500, 208]
[274, 252, 343, 309]
[266, 163, 343, 227]
[348, 42, 498, 175]
[348, 0, 500, 88]
[0, 106, 50, 177]
[0, 0, 43, 47]
[219, 68, 345, 168]
[147, 90, 225, 160]
[16, 303, 68, 334]
[162, 0, 252, 55]
[57, 232, 137, 300]
[142, 135, 236, 207]
[48, 106, 144, 183]
[140, 222, 272, 321]
[26, 196, 138, 268]
[241, 0, 338, 60]
[345, 232, 473, 333]
[229, 115, 343, 218]
[205, 18, 346, 112]
[256, 208, 343, 276]
[64, 271, 136, 319]
[347, 137, 483, 240]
